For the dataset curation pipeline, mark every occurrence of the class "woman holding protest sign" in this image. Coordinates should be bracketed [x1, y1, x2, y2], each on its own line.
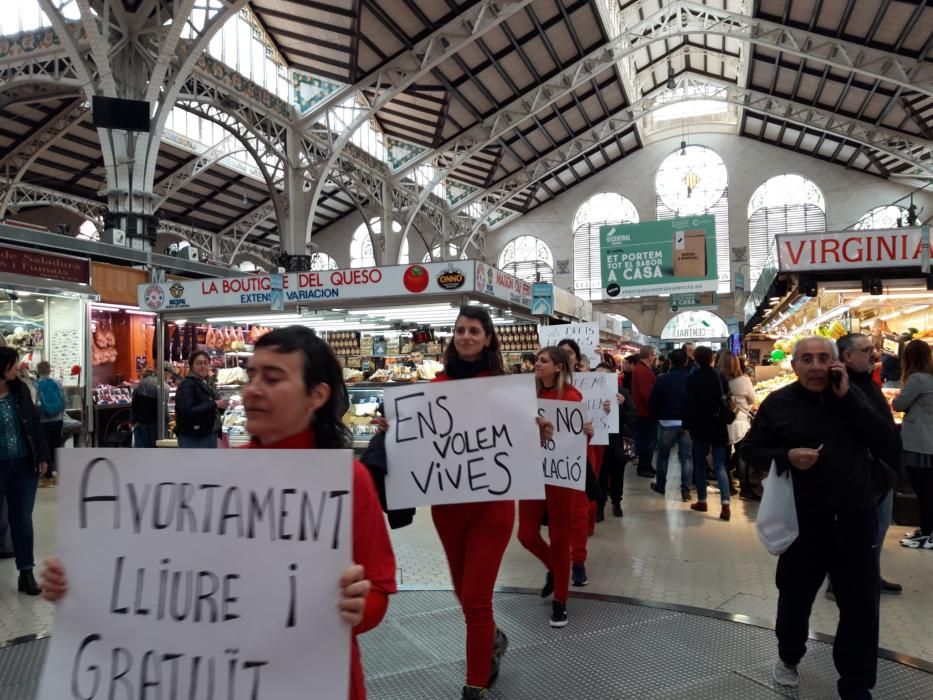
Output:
[518, 346, 592, 628]
[428, 306, 553, 700]
[41, 326, 396, 700]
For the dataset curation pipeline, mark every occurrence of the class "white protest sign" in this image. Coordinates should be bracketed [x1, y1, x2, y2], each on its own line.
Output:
[537, 322, 600, 366]
[384, 374, 545, 508]
[537, 399, 587, 491]
[573, 371, 618, 445]
[40, 449, 352, 700]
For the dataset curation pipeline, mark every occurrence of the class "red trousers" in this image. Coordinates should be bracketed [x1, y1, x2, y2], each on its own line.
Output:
[571, 445, 604, 564]
[432, 501, 514, 688]
[517, 485, 575, 602]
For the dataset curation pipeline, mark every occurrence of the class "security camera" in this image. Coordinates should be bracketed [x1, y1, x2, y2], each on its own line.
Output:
[302, 179, 312, 193]
[671, 305, 678, 313]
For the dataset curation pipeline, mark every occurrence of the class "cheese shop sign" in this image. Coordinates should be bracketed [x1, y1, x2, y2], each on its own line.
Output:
[776, 227, 929, 271]
[139, 263, 479, 311]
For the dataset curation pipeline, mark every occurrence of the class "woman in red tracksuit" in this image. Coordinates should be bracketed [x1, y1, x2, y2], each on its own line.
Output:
[517, 346, 592, 628]
[40, 326, 396, 700]
[429, 305, 551, 700]
[558, 338, 602, 587]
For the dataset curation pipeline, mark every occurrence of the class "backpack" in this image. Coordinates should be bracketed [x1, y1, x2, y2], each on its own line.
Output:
[37, 378, 64, 417]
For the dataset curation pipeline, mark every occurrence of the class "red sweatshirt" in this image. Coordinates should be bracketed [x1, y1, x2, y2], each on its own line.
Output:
[242, 431, 397, 700]
[631, 362, 656, 418]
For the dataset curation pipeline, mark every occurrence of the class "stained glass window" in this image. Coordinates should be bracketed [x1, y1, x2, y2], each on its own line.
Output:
[748, 175, 826, 285]
[854, 205, 909, 231]
[498, 236, 553, 283]
[573, 193, 639, 300]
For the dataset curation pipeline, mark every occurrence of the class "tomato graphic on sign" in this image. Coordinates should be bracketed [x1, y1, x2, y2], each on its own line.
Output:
[403, 265, 430, 293]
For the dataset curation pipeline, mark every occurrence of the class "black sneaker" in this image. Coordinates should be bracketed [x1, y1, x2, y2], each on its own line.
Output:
[462, 685, 488, 699]
[550, 600, 568, 628]
[488, 628, 508, 686]
[17, 569, 40, 596]
[571, 563, 588, 587]
[636, 468, 657, 478]
[612, 504, 623, 518]
[595, 506, 605, 523]
[681, 489, 691, 502]
[649, 482, 665, 495]
[739, 490, 761, 502]
[540, 571, 554, 598]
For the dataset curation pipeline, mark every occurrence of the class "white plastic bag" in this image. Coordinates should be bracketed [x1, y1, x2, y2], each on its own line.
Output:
[756, 460, 799, 556]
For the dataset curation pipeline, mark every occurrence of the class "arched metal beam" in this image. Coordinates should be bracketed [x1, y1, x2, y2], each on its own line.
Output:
[304, 0, 539, 233]
[457, 77, 933, 252]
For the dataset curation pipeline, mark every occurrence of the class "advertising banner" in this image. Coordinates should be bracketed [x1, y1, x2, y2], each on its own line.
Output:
[39, 449, 353, 700]
[384, 374, 545, 508]
[531, 282, 554, 316]
[599, 215, 717, 297]
[775, 227, 927, 271]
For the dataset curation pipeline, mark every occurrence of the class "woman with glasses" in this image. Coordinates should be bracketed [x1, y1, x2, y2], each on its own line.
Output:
[174, 350, 228, 448]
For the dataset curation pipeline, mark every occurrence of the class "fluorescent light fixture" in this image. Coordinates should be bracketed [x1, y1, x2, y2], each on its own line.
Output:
[92, 302, 141, 311]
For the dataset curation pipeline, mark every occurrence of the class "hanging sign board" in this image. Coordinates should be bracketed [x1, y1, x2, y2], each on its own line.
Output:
[383, 374, 545, 508]
[670, 292, 717, 311]
[473, 262, 533, 307]
[776, 227, 926, 271]
[572, 371, 618, 446]
[537, 399, 587, 491]
[0, 242, 91, 285]
[531, 283, 554, 316]
[38, 449, 353, 700]
[599, 216, 717, 297]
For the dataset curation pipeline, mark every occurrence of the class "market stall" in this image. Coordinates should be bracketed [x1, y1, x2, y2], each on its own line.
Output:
[0, 241, 96, 434]
[138, 260, 550, 449]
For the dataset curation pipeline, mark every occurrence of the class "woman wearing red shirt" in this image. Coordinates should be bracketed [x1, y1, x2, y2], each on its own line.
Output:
[518, 346, 592, 628]
[41, 326, 396, 700]
[427, 306, 552, 700]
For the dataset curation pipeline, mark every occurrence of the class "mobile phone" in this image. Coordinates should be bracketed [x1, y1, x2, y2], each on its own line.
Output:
[830, 369, 843, 388]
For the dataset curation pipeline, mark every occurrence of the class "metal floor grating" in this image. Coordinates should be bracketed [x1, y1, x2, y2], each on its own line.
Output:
[2, 591, 931, 699]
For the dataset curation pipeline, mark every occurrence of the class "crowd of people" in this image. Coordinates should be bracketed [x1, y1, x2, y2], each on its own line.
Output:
[0, 311, 924, 699]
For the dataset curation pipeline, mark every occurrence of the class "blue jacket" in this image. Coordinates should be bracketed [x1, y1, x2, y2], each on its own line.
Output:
[649, 367, 690, 421]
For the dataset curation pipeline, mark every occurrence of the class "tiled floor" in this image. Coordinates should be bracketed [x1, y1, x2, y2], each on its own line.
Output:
[2, 463, 932, 669]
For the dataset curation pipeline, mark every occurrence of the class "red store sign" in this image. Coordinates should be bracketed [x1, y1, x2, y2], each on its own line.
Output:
[776, 227, 928, 272]
[0, 243, 91, 285]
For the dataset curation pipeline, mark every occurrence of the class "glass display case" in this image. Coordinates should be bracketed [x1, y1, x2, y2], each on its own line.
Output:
[345, 383, 388, 450]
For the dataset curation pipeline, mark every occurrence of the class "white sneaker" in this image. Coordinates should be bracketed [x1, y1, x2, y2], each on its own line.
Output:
[902, 534, 930, 549]
[772, 661, 799, 687]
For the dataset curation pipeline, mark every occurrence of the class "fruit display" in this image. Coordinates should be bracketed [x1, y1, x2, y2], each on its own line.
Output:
[754, 373, 795, 405]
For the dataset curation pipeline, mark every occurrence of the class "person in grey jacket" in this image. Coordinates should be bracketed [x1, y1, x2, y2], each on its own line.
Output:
[893, 339, 933, 550]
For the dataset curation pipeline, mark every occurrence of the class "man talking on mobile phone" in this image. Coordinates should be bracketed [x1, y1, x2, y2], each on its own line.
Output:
[741, 337, 896, 700]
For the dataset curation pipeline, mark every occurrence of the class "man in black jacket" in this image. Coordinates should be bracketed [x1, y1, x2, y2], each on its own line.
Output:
[835, 333, 901, 595]
[741, 337, 896, 699]
[649, 349, 693, 501]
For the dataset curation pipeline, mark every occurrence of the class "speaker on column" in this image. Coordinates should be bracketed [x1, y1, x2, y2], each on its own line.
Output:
[92, 96, 151, 132]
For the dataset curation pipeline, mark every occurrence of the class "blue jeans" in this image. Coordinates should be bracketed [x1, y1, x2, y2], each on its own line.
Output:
[655, 425, 693, 492]
[133, 423, 158, 448]
[0, 456, 38, 570]
[691, 439, 730, 504]
[634, 417, 658, 470]
[177, 433, 218, 449]
[876, 489, 893, 563]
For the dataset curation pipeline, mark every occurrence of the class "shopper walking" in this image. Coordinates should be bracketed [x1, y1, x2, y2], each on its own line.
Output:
[432, 307, 552, 699]
[683, 345, 733, 520]
[718, 351, 757, 499]
[893, 339, 933, 551]
[598, 363, 635, 519]
[518, 346, 592, 628]
[631, 346, 658, 478]
[130, 369, 161, 448]
[835, 333, 902, 594]
[42, 326, 396, 700]
[0, 347, 49, 595]
[34, 361, 65, 483]
[741, 337, 895, 699]
[174, 350, 227, 448]
[649, 348, 693, 502]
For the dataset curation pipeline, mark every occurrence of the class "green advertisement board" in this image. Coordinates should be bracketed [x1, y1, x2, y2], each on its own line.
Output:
[599, 215, 717, 297]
